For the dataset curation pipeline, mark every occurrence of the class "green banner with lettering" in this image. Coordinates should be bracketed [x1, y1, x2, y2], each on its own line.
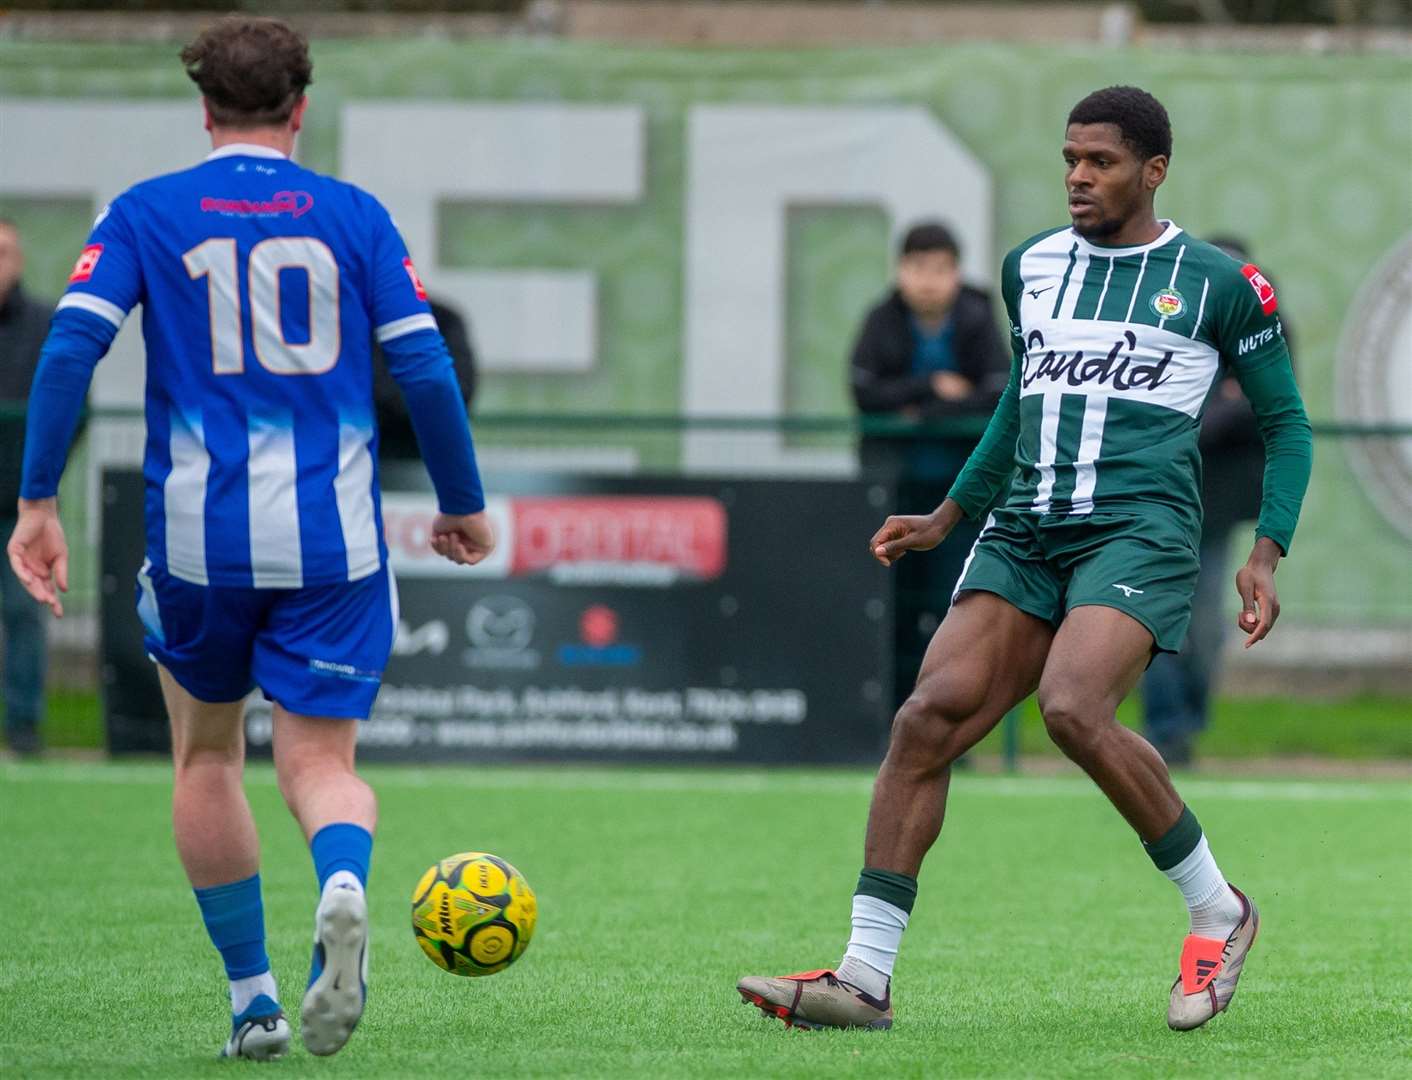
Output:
[2, 38, 1408, 623]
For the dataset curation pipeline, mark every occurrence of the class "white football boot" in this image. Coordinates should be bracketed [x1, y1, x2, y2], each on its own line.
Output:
[1167, 884, 1260, 1031]
[221, 994, 290, 1060]
[300, 881, 369, 1056]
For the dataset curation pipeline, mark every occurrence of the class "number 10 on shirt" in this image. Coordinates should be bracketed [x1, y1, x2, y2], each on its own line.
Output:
[183, 236, 341, 376]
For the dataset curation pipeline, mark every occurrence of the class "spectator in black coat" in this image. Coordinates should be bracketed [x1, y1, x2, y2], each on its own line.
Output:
[372, 296, 477, 462]
[851, 221, 1008, 480]
[849, 221, 1008, 706]
[0, 219, 56, 756]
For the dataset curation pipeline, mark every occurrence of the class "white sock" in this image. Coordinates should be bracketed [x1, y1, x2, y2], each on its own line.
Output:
[838, 894, 909, 998]
[230, 970, 279, 1016]
[1163, 835, 1243, 939]
[321, 869, 364, 901]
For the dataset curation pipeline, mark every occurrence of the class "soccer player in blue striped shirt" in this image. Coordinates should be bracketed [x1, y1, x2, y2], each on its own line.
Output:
[6, 16, 492, 1060]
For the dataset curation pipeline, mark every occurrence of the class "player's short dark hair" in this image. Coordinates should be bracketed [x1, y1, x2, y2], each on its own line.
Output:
[181, 16, 313, 128]
[1067, 86, 1172, 162]
[900, 221, 960, 260]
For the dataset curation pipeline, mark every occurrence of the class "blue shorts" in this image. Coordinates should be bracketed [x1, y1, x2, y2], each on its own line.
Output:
[135, 560, 399, 719]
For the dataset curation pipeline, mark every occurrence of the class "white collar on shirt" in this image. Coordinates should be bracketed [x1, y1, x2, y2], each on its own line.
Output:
[205, 143, 288, 162]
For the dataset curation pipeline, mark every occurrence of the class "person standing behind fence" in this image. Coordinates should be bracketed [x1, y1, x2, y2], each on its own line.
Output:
[850, 221, 1008, 702]
[1141, 237, 1295, 767]
[0, 219, 56, 758]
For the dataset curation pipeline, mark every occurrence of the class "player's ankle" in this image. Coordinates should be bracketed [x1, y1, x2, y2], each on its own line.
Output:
[1189, 882, 1243, 938]
[230, 970, 279, 1016]
[837, 953, 891, 999]
[321, 869, 364, 899]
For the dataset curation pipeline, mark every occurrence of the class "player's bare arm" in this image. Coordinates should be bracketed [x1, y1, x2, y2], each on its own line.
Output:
[6, 496, 68, 617]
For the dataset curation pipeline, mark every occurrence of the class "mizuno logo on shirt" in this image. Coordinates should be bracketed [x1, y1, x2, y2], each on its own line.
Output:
[1027, 285, 1055, 300]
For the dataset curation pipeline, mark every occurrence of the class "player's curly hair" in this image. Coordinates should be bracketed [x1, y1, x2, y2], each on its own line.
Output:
[181, 16, 313, 129]
[1067, 86, 1172, 162]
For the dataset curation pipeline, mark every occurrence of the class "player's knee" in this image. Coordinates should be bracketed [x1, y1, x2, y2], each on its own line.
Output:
[171, 734, 242, 773]
[1037, 689, 1103, 757]
[888, 681, 981, 769]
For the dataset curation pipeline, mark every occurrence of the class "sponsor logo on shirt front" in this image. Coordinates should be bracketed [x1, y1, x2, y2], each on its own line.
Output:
[199, 190, 314, 218]
[1240, 263, 1278, 314]
[1149, 287, 1186, 319]
[68, 243, 103, 282]
[1021, 329, 1175, 393]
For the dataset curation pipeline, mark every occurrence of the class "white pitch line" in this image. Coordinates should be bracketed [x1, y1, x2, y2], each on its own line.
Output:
[1, 762, 1408, 803]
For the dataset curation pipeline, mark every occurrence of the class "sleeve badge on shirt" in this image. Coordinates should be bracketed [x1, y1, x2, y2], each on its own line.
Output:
[1240, 263, 1278, 315]
[68, 243, 104, 283]
[403, 257, 429, 302]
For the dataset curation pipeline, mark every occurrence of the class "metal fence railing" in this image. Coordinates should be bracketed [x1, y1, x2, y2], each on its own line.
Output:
[5, 407, 1410, 627]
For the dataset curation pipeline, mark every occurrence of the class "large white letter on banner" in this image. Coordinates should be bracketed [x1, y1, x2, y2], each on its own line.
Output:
[0, 101, 207, 409]
[684, 105, 992, 472]
[341, 103, 644, 372]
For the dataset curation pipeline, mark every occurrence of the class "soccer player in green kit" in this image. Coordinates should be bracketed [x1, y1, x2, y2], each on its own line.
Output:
[737, 86, 1311, 1032]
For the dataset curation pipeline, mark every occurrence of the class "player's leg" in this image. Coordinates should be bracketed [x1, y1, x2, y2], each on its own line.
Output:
[1037, 606, 1183, 836]
[1037, 604, 1256, 1030]
[139, 561, 289, 1060]
[256, 565, 395, 1057]
[160, 666, 289, 1060]
[271, 707, 376, 1057]
[737, 587, 1054, 1030]
[862, 591, 1054, 876]
[272, 705, 376, 840]
[846, 591, 1053, 971]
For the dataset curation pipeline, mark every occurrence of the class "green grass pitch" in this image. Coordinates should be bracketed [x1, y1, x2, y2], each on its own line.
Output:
[2, 761, 1408, 1078]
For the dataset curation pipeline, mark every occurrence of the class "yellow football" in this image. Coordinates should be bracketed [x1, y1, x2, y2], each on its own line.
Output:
[411, 852, 537, 976]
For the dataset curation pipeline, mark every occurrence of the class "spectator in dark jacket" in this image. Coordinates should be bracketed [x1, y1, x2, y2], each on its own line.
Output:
[1140, 236, 1295, 766]
[849, 221, 1008, 705]
[851, 222, 1008, 446]
[0, 219, 56, 756]
[373, 295, 477, 462]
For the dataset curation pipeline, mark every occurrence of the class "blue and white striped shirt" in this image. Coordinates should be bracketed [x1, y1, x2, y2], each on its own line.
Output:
[24, 144, 483, 588]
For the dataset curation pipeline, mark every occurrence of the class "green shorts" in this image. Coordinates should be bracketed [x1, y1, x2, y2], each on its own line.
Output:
[953, 507, 1201, 653]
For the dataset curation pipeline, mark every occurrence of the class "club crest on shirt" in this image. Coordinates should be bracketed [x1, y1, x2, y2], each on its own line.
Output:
[1148, 287, 1186, 319]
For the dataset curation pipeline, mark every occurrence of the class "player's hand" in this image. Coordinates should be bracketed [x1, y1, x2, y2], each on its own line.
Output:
[429, 510, 495, 567]
[7, 498, 69, 618]
[1235, 537, 1283, 648]
[870, 499, 963, 567]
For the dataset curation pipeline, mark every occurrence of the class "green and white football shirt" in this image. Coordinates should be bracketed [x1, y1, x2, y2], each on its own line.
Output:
[950, 221, 1297, 546]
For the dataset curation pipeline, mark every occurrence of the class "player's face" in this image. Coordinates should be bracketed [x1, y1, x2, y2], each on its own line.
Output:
[1063, 123, 1164, 240]
[897, 249, 962, 319]
[0, 225, 22, 300]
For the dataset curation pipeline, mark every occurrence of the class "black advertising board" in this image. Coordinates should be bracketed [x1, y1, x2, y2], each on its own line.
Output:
[101, 468, 894, 764]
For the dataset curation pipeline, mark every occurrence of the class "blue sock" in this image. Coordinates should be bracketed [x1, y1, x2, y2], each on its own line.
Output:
[193, 873, 270, 981]
[310, 823, 373, 891]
